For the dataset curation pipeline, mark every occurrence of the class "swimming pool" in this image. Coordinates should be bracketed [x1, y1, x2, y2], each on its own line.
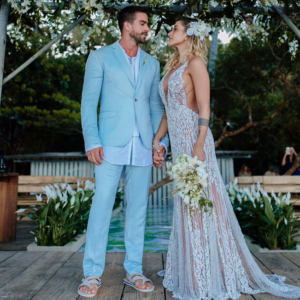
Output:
[79, 206, 173, 253]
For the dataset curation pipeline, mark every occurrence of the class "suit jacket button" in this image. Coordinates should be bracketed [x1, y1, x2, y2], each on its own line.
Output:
[135, 99, 137, 102]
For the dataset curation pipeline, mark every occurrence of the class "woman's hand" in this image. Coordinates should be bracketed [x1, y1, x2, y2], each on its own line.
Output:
[192, 143, 206, 162]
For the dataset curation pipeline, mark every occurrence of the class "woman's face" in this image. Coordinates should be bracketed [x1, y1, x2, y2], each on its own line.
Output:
[168, 21, 188, 47]
[243, 166, 248, 172]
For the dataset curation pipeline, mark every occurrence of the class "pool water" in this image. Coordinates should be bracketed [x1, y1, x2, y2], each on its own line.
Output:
[79, 206, 173, 253]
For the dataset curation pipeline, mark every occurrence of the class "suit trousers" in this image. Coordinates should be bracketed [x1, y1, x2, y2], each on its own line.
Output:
[83, 160, 152, 277]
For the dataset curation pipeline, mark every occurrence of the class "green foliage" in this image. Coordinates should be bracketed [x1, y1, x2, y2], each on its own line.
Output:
[227, 181, 300, 250]
[212, 34, 300, 173]
[17, 181, 124, 246]
[0, 33, 87, 154]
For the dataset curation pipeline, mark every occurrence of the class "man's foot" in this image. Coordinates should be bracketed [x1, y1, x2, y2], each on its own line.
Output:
[78, 276, 101, 297]
[125, 274, 154, 291]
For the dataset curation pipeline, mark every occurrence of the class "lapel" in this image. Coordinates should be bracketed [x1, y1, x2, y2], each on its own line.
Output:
[136, 50, 147, 92]
[112, 41, 134, 87]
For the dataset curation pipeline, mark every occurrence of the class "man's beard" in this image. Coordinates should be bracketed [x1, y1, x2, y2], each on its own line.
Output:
[129, 29, 147, 44]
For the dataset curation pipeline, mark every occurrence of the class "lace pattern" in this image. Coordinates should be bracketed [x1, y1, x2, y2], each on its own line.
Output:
[158, 62, 300, 299]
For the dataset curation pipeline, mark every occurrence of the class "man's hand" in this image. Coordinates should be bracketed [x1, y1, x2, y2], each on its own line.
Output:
[153, 145, 166, 169]
[87, 147, 104, 165]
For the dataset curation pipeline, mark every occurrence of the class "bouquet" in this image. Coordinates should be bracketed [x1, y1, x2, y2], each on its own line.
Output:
[166, 154, 213, 217]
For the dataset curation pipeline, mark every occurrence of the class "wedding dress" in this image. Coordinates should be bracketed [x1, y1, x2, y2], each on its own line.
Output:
[158, 61, 300, 300]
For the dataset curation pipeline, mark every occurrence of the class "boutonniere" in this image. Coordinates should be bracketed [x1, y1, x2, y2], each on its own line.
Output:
[143, 56, 147, 65]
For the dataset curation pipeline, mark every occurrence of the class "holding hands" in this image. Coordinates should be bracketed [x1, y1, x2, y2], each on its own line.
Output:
[153, 140, 166, 169]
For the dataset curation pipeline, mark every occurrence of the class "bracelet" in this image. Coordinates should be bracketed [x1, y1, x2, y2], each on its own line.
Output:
[198, 118, 209, 127]
[152, 139, 160, 151]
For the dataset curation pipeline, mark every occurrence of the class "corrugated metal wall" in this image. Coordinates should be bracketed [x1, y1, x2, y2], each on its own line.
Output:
[30, 157, 234, 207]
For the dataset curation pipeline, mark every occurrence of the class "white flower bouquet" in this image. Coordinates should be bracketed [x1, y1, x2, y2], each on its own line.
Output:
[166, 154, 213, 216]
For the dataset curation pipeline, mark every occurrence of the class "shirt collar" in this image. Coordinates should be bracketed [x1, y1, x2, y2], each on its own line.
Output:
[118, 40, 140, 61]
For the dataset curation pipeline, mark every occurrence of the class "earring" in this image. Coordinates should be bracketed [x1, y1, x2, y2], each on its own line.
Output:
[185, 37, 187, 41]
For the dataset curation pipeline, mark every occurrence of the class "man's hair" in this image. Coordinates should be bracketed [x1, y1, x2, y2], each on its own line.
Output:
[118, 6, 149, 33]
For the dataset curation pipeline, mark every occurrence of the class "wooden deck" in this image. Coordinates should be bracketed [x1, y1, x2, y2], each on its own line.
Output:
[0, 252, 300, 300]
[0, 221, 36, 251]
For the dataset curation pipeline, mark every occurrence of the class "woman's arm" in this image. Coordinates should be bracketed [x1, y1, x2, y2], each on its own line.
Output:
[153, 112, 168, 146]
[189, 57, 210, 161]
[282, 152, 287, 166]
[153, 112, 168, 168]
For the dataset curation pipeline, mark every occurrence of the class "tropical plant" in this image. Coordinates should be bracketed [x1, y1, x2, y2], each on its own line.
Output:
[16, 180, 124, 246]
[227, 180, 300, 250]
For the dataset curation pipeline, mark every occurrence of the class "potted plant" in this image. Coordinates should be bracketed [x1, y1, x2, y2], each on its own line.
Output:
[17, 180, 124, 250]
[227, 180, 300, 251]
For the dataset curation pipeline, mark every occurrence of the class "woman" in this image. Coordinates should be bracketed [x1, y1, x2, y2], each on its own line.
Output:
[153, 17, 300, 300]
[238, 164, 252, 177]
[282, 147, 300, 175]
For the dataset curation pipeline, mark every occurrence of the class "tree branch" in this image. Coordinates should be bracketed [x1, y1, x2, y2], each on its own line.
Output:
[214, 96, 287, 148]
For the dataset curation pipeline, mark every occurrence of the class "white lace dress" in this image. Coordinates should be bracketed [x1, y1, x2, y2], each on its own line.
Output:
[158, 61, 300, 300]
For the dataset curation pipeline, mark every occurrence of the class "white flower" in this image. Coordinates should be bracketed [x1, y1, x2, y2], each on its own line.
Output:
[285, 192, 291, 205]
[42, 185, 57, 200]
[284, 218, 288, 225]
[184, 195, 190, 204]
[84, 180, 95, 191]
[66, 184, 76, 196]
[60, 183, 67, 190]
[55, 203, 60, 210]
[209, 0, 219, 7]
[36, 194, 43, 202]
[237, 194, 242, 203]
[61, 191, 68, 203]
[70, 196, 75, 206]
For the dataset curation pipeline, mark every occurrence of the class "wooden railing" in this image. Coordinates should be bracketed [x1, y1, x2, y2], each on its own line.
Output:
[18, 175, 95, 207]
[230, 176, 300, 205]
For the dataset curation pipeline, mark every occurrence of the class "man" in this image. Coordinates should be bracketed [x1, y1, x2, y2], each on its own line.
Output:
[78, 6, 168, 297]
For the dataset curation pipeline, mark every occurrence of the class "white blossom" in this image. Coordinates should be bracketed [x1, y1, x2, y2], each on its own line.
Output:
[36, 194, 43, 202]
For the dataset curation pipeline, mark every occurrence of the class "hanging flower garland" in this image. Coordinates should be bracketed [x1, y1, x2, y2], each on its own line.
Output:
[3, 0, 300, 58]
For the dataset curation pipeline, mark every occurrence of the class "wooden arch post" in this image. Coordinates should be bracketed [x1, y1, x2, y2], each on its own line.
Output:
[0, 2, 9, 108]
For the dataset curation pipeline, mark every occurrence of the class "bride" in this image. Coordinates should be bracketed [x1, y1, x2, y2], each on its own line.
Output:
[152, 16, 300, 300]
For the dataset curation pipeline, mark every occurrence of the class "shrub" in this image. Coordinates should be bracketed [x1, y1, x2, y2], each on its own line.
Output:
[17, 181, 124, 246]
[227, 180, 300, 250]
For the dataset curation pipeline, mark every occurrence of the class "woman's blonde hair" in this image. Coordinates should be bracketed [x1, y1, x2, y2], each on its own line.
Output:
[164, 17, 208, 74]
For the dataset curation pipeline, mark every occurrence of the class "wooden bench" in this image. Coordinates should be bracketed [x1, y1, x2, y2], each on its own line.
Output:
[230, 176, 300, 207]
[17, 175, 95, 208]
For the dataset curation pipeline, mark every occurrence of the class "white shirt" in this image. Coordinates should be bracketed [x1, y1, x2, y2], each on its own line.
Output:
[86, 42, 166, 166]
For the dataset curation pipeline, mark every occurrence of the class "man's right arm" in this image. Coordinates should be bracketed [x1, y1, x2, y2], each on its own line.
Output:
[81, 51, 104, 150]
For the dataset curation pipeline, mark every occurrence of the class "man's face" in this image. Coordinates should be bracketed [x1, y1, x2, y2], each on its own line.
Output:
[128, 12, 149, 44]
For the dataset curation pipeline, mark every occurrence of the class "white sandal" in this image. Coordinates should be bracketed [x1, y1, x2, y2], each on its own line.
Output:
[77, 275, 101, 298]
[123, 273, 155, 292]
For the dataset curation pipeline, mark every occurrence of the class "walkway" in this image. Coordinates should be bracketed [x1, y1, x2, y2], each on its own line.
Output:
[0, 251, 300, 299]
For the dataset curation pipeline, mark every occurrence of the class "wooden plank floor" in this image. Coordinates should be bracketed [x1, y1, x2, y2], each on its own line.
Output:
[0, 221, 36, 251]
[0, 252, 300, 300]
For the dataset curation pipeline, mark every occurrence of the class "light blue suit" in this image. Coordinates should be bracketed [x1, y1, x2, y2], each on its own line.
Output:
[81, 41, 169, 277]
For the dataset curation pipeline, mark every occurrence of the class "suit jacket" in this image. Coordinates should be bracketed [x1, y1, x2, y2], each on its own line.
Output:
[81, 41, 169, 150]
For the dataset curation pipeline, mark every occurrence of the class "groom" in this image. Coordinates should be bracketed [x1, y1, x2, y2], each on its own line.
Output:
[79, 6, 168, 297]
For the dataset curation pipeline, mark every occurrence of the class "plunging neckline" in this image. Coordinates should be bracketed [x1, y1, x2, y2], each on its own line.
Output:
[163, 62, 188, 107]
